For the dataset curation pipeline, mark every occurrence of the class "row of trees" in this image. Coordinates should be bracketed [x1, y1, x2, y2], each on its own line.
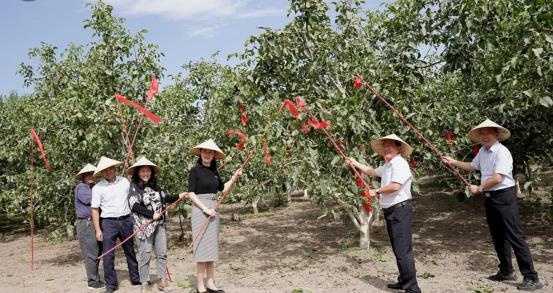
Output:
[1, 0, 551, 246]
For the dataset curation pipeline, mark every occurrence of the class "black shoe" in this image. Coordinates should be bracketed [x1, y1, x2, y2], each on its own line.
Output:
[488, 271, 517, 281]
[87, 283, 105, 290]
[517, 278, 544, 291]
[206, 288, 225, 293]
[387, 282, 402, 290]
[103, 287, 115, 293]
[131, 280, 141, 286]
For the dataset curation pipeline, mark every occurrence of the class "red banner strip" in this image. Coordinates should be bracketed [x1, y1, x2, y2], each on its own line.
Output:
[115, 93, 161, 123]
[30, 128, 52, 171]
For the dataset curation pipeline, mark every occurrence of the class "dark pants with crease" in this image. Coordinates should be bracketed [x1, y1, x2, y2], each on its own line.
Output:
[485, 186, 539, 281]
[101, 216, 140, 289]
[384, 201, 421, 293]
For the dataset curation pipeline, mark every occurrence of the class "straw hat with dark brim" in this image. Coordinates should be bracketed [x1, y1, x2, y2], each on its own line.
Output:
[468, 118, 511, 142]
[93, 156, 122, 177]
[370, 134, 413, 158]
[190, 139, 226, 160]
[126, 157, 160, 175]
[75, 163, 96, 181]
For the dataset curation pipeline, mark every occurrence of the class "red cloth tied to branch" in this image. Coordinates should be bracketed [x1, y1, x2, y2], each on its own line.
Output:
[362, 190, 372, 212]
[295, 96, 306, 111]
[115, 94, 161, 123]
[353, 75, 363, 89]
[30, 129, 52, 171]
[226, 130, 249, 150]
[239, 101, 248, 126]
[240, 114, 248, 126]
[283, 99, 299, 119]
[146, 76, 158, 102]
[239, 100, 245, 113]
[444, 130, 456, 147]
[409, 160, 417, 168]
[263, 140, 271, 166]
[301, 124, 311, 134]
[355, 175, 365, 188]
[307, 118, 330, 129]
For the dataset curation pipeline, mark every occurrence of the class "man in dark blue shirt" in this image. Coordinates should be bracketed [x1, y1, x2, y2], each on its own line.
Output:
[74, 163, 104, 290]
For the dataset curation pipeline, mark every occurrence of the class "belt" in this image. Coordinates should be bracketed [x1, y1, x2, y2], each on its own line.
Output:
[483, 186, 515, 198]
[102, 214, 130, 220]
[77, 216, 91, 220]
[383, 200, 411, 213]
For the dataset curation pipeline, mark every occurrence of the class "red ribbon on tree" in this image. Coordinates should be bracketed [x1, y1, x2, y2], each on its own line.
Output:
[353, 75, 363, 89]
[355, 175, 365, 188]
[283, 97, 378, 213]
[146, 76, 158, 102]
[356, 175, 372, 212]
[283, 99, 300, 119]
[307, 118, 330, 129]
[241, 114, 248, 126]
[301, 124, 311, 134]
[115, 93, 161, 123]
[444, 129, 456, 147]
[295, 96, 306, 111]
[30, 129, 52, 171]
[409, 160, 418, 168]
[263, 140, 271, 166]
[239, 100, 248, 126]
[362, 190, 372, 213]
[226, 130, 249, 150]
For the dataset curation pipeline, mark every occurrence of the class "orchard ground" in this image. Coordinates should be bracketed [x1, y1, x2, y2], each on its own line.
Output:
[1, 178, 552, 293]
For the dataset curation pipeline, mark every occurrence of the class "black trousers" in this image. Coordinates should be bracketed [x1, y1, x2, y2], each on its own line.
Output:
[485, 187, 539, 280]
[384, 201, 421, 293]
[101, 216, 140, 289]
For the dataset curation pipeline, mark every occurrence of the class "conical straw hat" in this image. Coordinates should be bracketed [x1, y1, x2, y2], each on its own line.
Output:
[93, 156, 122, 177]
[370, 134, 413, 158]
[190, 139, 226, 160]
[468, 118, 511, 142]
[126, 157, 160, 175]
[75, 163, 96, 181]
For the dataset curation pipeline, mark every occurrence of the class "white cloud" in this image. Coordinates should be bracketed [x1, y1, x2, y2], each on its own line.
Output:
[101, 0, 284, 39]
[104, 0, 282, 21]
[186, 25, 221, 39]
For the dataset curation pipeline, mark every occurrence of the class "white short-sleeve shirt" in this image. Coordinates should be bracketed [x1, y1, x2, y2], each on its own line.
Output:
[91, 176, 131, 218]
[375, 155, 413, 209]
[470, 141, 515, 191]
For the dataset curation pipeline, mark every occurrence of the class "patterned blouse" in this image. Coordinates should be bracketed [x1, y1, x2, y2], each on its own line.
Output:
[128, 182, 170, 240]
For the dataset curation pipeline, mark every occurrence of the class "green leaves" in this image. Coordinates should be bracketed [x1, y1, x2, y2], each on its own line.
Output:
[539, 96, 553, 108]
[3, 0, 552, 239]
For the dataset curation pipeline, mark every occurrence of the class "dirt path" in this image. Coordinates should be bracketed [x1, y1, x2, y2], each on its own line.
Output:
[1, 190, 552, 293]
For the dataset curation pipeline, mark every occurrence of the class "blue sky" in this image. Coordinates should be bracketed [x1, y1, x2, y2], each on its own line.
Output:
[1, 0, 389, 96]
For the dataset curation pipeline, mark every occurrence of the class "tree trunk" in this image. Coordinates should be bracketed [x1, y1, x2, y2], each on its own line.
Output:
[252, 198, 259, 214]
[347, 208, 373, 251]
[358, 208, 372, 250]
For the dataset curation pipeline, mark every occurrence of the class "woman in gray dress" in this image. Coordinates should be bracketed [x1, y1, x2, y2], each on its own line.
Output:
[186, 139, 241, 293]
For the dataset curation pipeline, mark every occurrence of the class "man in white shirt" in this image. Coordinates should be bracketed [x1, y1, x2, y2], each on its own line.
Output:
[91, 156, 140, 293]
[349, 134, 421, 293]
[444, 119, 542, 291]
